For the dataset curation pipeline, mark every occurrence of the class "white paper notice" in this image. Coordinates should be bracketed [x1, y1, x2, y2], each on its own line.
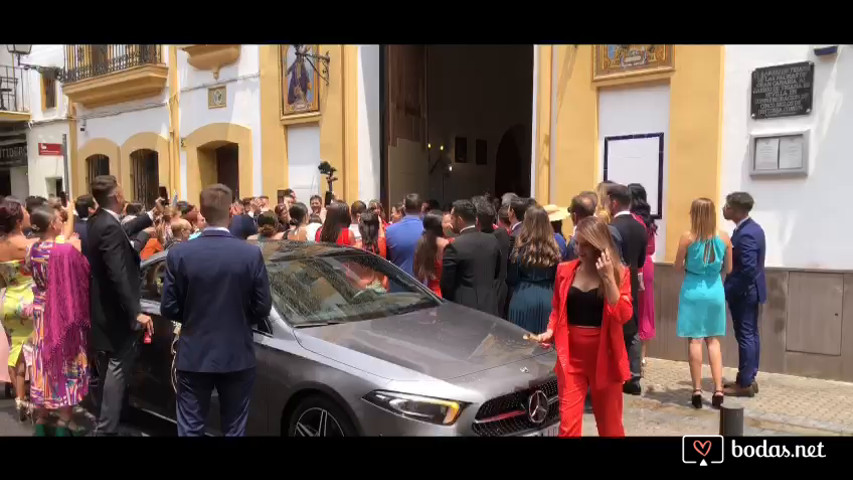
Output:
[605, 135, 662, 217]
[754, 137, 780, 170]
[779, 135, 804, 170]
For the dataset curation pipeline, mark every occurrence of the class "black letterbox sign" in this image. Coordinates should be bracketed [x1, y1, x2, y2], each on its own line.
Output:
[751, 61, 814, 120]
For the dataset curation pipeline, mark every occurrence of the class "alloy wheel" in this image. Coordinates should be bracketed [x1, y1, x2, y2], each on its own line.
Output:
[294, 407, 345, 437]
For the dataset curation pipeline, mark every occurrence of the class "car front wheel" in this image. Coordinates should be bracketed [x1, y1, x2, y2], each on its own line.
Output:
[287, 395, 357, 437]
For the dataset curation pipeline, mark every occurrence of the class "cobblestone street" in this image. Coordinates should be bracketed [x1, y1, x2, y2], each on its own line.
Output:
[582, 358, 853, 436]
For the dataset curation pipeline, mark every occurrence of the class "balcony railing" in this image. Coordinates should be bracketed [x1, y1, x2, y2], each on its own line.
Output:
[64, 45, 162, 84]
[0, 65, 29, 113]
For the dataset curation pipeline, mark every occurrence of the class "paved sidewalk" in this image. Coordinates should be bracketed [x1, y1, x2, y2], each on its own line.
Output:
[583, 358, 853, 436]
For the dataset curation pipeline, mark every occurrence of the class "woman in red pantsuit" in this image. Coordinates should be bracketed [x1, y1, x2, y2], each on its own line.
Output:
[529, 216, 633, 437]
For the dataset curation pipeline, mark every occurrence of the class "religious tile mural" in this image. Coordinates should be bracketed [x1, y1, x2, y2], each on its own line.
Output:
[281, 45, 321, 120]
[593, 45, 674, 81]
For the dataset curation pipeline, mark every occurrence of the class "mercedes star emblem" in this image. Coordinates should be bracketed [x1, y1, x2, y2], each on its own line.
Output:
[527, 390, 549, 424]
[520, 367, 530, 373]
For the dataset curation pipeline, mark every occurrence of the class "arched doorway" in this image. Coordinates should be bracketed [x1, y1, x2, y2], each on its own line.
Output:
[494, 124, 531, 197]
[197, 141, 240, 199]
[130, 149, 159, 208]
[86, 154, 110, 187]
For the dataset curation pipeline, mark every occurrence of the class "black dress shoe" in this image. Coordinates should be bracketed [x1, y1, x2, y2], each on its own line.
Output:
[623, 380, 642, 395]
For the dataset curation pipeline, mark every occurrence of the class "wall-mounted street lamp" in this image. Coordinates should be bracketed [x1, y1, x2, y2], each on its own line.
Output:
[6, 44, 65, 81]
[293, 44, 331, 86]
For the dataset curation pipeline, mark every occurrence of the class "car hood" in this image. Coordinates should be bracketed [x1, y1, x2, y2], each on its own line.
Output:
[293, 302, 554, 381]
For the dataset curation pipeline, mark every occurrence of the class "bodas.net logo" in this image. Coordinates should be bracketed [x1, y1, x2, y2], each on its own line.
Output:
[682, 435, 725, 466]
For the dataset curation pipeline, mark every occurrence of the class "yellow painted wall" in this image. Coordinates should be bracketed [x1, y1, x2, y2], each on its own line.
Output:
[550, 45, 597, 220]
[665, 45, 724, 262]
[183, 123, 253, 203]
[534, 46, 552, 203]
[546, 45, 724, 261]
[259, 46, 288, 197]
[168, 46, 181, 198]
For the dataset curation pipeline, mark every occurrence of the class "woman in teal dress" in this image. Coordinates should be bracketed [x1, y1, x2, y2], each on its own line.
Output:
[508, 206, 561, 334]
[675, 198, 732, 410]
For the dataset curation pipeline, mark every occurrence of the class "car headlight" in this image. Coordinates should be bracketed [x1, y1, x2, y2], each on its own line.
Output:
[364, 391, 466, 426]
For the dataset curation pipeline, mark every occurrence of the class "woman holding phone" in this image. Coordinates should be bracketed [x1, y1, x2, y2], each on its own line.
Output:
[528, 216, 633, 437]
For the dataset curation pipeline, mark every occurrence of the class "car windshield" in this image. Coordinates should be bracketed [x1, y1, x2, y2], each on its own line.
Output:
[267, 252, 440, 326]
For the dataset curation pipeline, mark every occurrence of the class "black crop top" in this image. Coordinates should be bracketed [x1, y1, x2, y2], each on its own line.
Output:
[567, 287, 604, 327]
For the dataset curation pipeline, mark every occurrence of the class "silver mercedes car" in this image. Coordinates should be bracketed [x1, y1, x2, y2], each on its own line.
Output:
[129, 242, 559, 436]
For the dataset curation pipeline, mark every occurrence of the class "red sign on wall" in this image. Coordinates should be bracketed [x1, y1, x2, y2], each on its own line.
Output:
[38, 143, 62, 156]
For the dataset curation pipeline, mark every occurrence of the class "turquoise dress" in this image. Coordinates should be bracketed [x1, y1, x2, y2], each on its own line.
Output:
[677, 236, 727, 338]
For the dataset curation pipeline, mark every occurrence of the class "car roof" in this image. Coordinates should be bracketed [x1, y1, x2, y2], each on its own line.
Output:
[141, 240, 367, 267]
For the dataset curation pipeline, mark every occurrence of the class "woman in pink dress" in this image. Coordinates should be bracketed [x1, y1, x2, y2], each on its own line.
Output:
[628, 184, 657, 370]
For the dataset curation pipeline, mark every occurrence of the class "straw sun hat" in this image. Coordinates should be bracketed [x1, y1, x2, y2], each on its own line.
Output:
[542, 204, 568, 223]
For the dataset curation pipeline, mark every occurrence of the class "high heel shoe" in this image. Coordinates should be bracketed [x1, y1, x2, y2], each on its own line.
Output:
[712, 390, 724, 409]
[15, 398, 30, 422]
[691, 389, 703, 409]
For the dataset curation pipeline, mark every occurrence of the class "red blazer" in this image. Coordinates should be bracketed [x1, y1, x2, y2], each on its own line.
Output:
[547, 260, 633, 389]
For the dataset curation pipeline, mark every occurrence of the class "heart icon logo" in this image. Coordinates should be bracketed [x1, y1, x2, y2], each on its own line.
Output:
[693, 440, 712, 457]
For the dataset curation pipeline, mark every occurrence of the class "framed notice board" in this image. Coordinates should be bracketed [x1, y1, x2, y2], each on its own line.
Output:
[603, 132, 664, 219]
[751, 61, 814, 120]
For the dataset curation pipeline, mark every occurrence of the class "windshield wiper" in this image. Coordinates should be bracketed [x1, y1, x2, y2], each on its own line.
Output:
[293, 320, 343, 328]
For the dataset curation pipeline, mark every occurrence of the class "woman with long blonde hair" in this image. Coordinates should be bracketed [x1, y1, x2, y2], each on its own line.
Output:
[507, 206, 561, 333]
[529, 216, 633, 437]
[594, 180, 614, 224]
[675, 198, 732, 410]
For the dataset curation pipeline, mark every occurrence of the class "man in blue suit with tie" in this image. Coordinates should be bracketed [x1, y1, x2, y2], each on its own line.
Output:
[161, 184, 272, 436]
[723, 192, 766, 397]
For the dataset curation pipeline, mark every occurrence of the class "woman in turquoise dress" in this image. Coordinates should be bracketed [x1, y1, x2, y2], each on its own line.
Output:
[508, 206, 561, 334]
[675, 198, 732, 410]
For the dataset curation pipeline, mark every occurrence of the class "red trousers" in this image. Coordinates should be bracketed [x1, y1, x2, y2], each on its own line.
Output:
[557, 326, 625, 437]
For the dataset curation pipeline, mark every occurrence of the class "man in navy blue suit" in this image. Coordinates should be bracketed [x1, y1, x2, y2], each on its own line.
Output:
[161, 184, 272, 436]
[723, 191, 766, 397]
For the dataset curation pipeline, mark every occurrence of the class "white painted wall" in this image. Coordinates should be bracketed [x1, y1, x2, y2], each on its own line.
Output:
[598, 84, 671, 261]
[357, 45, 380, 202]
[178, 45, 262, 196]
[722, 45, 853, 269]
[26, 121, 70, 197]
[286, 124, 321, 203]
[22, 45, 68, 122]
[10, 167, 28, 198]
[74, 47, 171, 186]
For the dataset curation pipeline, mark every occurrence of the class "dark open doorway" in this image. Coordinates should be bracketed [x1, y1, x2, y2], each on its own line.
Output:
[86, 154, 110, 187]
[380, 45, 533, 209]
[216, 143, 239, 198]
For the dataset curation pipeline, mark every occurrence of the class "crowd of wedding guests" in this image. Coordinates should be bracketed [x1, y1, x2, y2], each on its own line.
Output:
[0, 174, 766, 438]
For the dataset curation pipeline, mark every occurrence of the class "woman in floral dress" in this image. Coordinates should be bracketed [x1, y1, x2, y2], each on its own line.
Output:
[0, 197, 36, 420]
[25, 205, 90, 436]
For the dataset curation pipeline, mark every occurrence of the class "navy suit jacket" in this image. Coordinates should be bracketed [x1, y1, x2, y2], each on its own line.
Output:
[725, 217, 767, 304]
[74, 218, 89, 261]
[229, 213, 258, 240]
[161, 229, 272, 373]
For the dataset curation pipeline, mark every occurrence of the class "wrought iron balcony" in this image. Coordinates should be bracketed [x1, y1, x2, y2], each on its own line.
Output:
[62, 44, 167, 108]
[64, 44, 162, 83]
[0, 65, 30, 117]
